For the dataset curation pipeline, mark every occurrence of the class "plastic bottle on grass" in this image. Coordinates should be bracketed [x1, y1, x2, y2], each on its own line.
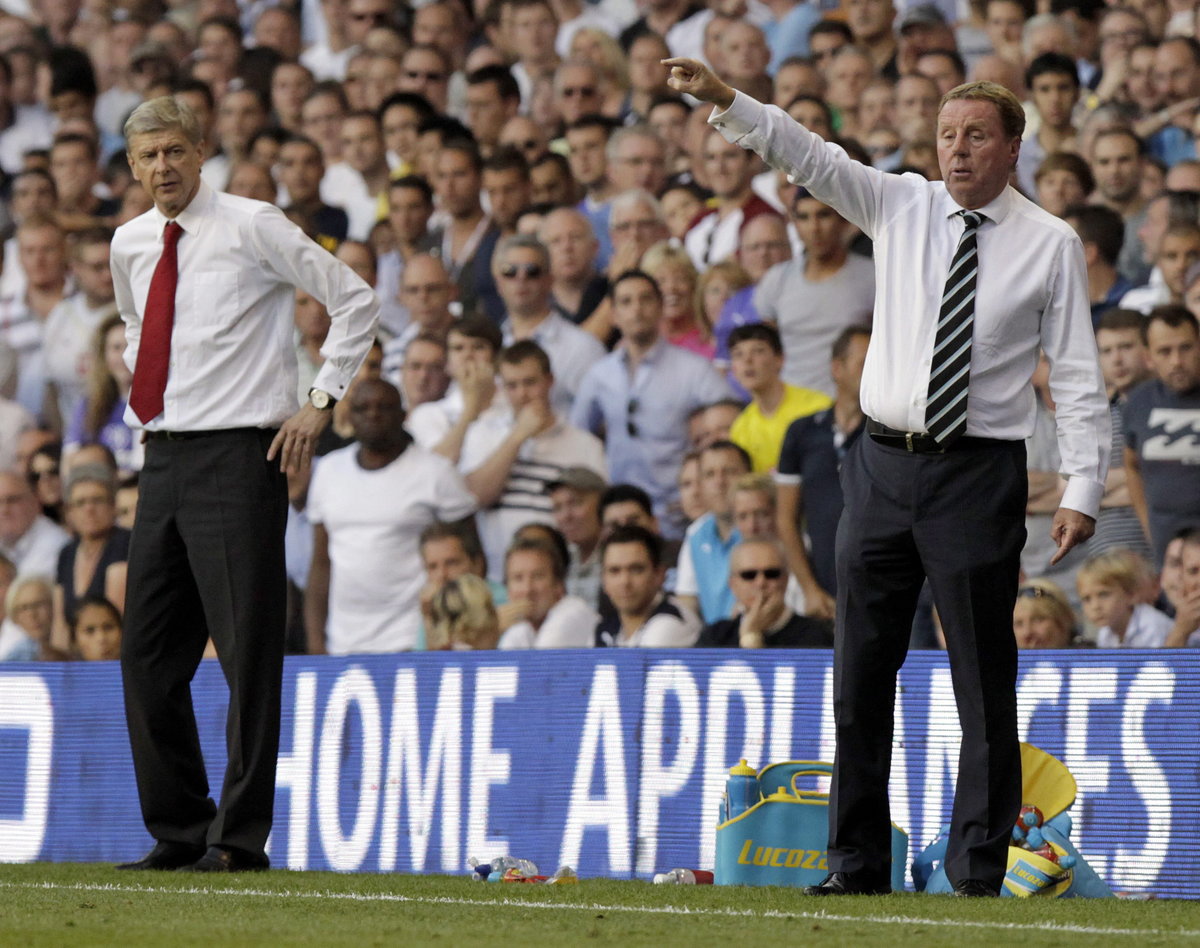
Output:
[545, 866, 578, 884]
[652, 868, 714, 884]
[478, 856, 539, 881]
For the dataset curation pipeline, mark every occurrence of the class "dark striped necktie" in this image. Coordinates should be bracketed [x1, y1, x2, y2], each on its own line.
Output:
[925, 210, 985, 445]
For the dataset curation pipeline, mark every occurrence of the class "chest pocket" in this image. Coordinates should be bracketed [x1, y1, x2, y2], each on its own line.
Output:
[191, 270, 240, 325]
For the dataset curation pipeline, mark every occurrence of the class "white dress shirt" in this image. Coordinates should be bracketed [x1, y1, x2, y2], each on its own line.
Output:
[1, 515, 69, 577]
[710, 93, 1110, 518]
[111, 182, 380, 431]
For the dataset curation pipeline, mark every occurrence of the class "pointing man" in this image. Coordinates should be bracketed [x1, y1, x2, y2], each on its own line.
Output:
[665, 57, 1109, 897]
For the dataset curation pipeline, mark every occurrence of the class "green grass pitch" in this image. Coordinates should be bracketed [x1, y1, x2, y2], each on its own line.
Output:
[1, 864, 1198, 946]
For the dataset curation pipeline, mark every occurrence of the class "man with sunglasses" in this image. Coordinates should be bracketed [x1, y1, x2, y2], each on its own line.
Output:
[495, 234, 605, 414]
[697, 538, 833, 647]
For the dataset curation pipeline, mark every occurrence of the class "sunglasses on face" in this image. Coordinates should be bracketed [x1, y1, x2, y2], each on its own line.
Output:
[500, 262, 544, 280]
[738, 568, 784, 581]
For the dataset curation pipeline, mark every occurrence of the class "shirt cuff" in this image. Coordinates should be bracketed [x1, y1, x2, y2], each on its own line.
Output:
[311, 363, 354, 399]
[1060, 475, 1105, 521]
[707, 91, 762, 141]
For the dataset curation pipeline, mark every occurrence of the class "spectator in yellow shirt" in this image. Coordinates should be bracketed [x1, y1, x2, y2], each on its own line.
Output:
[729, 323, 832, 472]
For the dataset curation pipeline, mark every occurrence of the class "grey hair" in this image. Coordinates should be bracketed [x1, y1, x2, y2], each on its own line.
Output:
[606, 123, 665, 164]
[609, 187, 665, 224]
[65, 463, 116, 503]
[4, 574, 53, 617]
[494, 233, 551, 272]
[553, 58, 601, 96]
[1021, 14, 1076, 62]
[124, 96, 204, 151]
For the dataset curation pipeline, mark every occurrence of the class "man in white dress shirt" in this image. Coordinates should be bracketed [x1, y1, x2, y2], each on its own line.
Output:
[111, 97, 379, 874]
[666, 58, 1110, 897]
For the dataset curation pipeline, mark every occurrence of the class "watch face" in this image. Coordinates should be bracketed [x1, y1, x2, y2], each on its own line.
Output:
[310, 389, 332, 410]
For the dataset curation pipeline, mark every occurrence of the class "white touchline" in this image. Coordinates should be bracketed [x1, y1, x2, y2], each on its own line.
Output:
[0, 880, 1194, 939]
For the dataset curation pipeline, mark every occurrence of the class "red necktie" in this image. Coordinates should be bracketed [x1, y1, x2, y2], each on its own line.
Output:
[129, 220, 183, 424]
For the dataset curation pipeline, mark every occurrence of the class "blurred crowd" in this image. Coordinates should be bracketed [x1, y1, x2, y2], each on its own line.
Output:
[0, 0, 1197, 662]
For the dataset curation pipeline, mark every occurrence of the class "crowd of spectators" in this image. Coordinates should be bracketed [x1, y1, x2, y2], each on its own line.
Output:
[0, 0, 1197, 661]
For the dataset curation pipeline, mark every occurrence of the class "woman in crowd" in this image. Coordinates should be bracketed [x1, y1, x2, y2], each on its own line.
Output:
[1012, 578, 1084, 649]
[26, 443, 63, 523]
[641, 242, 714, 358]
[72, 594, 122, 661]
[5, 575, 65, 661]
[64, 314, 138, 474]
[54, 464, 130, 639]
[568, 28, 629, 120]
[427, 574, 501, 650]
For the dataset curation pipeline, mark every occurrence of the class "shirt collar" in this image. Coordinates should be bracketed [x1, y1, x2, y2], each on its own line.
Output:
[622, 336, 669, 368]
[502, 311, 558, 343]
[940, 183, 1012, 228]
[154, 179, 213, 236]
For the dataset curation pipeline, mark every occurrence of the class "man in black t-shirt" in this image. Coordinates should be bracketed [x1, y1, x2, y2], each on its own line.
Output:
[697, 538, 833, 647]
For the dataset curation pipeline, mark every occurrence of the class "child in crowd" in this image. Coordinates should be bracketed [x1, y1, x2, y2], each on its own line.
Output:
[426, 574, 500, 651]
[1077, 552, 1173, 648]
[72, 595, 122, 661]
[1012, 578, 1079, 649]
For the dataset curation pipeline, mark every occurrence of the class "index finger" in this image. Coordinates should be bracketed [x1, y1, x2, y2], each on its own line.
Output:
[1049, 532, 1074, 566]
[267, 428, 285, 461]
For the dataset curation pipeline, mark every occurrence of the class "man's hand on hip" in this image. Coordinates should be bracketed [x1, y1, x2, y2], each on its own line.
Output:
[268, 403, 333, 474]
[1049, 508, 1095, 565]
[663, 58, 736, 111]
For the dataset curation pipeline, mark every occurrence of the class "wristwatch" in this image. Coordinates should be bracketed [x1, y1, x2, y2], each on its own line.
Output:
[308, 388, 336, 411]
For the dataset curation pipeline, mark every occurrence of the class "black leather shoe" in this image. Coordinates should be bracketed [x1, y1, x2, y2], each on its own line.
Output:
[116, 841, 206, 871]
[953, 879, 1000, 897]
[180, 845, 270, 873]
[804, 871, 891, 896]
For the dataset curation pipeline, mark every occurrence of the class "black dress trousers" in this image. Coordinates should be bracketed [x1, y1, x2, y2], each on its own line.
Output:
[829, 432, 1027, 888]
[121, 428, 288, 858]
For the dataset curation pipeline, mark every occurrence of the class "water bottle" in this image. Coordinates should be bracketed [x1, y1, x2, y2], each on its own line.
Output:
[723, 759, 760, 821]
[545, 865, 579, 884]
[483, 855, 539, 880]
[653, 868, 714, 884]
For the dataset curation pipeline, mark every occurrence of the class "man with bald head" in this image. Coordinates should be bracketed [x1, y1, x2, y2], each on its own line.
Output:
[667, 54, 1107, 897]
[306, 377, 477, 654]
[380, 254, 458, 380]
[540, 206, 606, 325]
[0, 470, 68, 576]
[697, 538, 833, 647]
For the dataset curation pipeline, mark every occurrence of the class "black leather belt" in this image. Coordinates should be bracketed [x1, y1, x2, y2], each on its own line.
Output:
[145, 426, 270, 441]
[866, 419, 1011, 454]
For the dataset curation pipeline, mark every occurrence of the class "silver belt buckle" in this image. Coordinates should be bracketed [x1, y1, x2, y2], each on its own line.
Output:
[905, 432, 915, 452]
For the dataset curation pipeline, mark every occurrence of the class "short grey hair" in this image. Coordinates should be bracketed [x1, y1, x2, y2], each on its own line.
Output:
[606, 124, 665, 164]
[124, 96, 204, 151]
[609, 187, 665, 225]
[494, 233, 550, 272]
[65, 463, 116, 503]
[553, 58, 600, 97]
